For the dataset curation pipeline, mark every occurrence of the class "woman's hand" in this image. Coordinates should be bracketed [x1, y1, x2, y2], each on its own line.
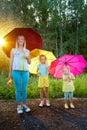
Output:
[8, 72, 12, 80]
[24, 54, 29, 59]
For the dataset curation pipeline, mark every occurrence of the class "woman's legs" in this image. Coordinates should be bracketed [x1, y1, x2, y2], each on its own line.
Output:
[12, 71, 21, 103]
[12, 71, 23, 114]
[21, 71, 29, 104]
[21, 71, 30, 112]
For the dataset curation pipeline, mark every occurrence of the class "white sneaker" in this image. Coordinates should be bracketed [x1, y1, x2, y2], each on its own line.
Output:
[64, 104, 69, 109]
[23, 105, 31, 112]
[39, 100, 44, 107]
[46, 100, 51, 107]
[17, 105, 23, 114]
[70, 103, 75, 108]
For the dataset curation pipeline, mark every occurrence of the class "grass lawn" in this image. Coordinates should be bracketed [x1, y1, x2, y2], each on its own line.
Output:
[0, 73, 87, 99]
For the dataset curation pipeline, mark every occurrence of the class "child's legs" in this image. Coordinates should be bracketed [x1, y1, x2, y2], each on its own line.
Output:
[21, 71, 29, 103]
[69, 92, 74, 103]
[12, 71, 21, 103]
[45, 87, 49, 100]
[64, 92, 69, 104]
[40, 88, 44, 101]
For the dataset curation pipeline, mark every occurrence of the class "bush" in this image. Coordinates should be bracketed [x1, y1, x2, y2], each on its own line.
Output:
[0, 74, 87, 99]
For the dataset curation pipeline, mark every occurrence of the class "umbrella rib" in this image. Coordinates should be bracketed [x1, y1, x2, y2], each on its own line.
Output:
[68, 63, 83, 73]
[68, 61, 86, 64]
[65, 55, 76, 63]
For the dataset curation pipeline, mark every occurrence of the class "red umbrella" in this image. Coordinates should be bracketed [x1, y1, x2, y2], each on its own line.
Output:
[3, 28, 43, 57]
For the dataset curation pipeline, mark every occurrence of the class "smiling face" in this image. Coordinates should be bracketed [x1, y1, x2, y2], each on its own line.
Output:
[17, 36, 25, 47]
[39, 55, 47, 64]
[63, 67, 70, 75]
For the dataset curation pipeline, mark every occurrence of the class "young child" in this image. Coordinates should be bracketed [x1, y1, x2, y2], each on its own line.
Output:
[62, 66, 75, 109]
[37, 55, 50, 107]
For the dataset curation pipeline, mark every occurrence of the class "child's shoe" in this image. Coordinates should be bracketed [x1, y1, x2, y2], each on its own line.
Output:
[46, 100, 51, 107]
[70, 103, 75, 108]
[64, 104, 69, 109]
[39, 100, 44, 107]
[23, 104, 31, 112]
[17, 105, 23, 114]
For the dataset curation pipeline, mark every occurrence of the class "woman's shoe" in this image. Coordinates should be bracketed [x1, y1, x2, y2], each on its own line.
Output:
[23, 105, 31, 112]
[64, 104, 69, 109]
[17, 105, 23, 114]
[70, 103, 75, 108]
[46, 100, 51, 107]
[39, 100, 44, 107]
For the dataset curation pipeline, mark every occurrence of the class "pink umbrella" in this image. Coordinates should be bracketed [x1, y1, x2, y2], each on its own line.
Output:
[50, 54, 87, 78]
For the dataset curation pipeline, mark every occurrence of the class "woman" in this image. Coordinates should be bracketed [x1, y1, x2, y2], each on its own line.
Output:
[9, 35, 31, 114]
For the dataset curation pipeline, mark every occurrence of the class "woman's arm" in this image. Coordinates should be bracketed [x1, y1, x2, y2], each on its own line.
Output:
[24, 50, 31, 64]
[9, 49, 14, 79]
[26, 55, 31, 64]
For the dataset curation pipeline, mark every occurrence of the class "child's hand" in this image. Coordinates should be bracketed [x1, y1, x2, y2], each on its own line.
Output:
[67, 76, 71, 82]
[7, 78, 12, 86]
[37, 72, 40, 76]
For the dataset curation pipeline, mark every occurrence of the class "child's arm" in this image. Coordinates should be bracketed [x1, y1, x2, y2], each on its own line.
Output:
[63, 75, 68, 81]
[46, 63, 49, 74]
[37, 65, 40, 76]
[70, 73, 75, 80]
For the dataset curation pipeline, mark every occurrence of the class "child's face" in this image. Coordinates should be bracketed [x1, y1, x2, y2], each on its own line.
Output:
[17, 36, 25, 46]
[63, 68, 69, 75]
[40, 56, 46, 64]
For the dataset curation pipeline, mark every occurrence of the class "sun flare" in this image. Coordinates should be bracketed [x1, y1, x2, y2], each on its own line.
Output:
[0, 38, 5, 46]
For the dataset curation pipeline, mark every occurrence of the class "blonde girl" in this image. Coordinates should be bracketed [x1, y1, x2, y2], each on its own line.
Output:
[62, 66, 75, 109]
[37, 55, 50, 107]
[9, 35, 31, 114]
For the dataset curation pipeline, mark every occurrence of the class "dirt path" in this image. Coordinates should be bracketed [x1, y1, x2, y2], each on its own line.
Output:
[0, 99, 87, 130]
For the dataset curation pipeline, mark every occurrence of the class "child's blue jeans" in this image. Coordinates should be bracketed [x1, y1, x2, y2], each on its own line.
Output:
[64, 92, 73, 99]
[12, 70, 29, 102]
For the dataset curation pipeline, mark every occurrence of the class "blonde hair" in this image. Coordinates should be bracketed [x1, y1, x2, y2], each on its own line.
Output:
[39, 55, 47, 63]
[62, 65, 70, 73]
[16, 35, 26, 49]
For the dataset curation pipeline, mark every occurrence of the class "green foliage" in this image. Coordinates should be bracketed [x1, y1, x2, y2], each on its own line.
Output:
[74, 74, 87, 97]
[0, 0, 87, 58]
[0, 74, 87, 99]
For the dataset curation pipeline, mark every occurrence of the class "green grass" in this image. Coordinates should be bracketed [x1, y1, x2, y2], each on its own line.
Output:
[0, 73, 87, 99]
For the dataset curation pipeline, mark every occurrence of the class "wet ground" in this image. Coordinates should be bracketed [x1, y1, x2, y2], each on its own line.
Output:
[0, 99, 87, 130]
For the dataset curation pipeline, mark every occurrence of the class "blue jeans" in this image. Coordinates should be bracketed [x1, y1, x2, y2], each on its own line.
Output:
[12, 70, 29, 102]
[64, 92, 73, 99]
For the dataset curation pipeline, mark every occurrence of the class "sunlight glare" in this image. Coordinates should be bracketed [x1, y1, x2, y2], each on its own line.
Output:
[0, 37, 5, 46]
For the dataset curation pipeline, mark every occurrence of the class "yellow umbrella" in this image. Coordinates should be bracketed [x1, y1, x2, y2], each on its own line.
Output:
[29, 49, 56, 74]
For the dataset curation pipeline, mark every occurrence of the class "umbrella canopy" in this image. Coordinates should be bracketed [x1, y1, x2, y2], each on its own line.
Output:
[30, 48, 56, 59]
[29, 49, 56, 74]
[50, 54, 87, 78]
[3, 28, 43, 57]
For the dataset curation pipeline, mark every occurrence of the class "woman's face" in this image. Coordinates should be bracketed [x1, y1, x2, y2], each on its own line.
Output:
[17, 36, 25, 47]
